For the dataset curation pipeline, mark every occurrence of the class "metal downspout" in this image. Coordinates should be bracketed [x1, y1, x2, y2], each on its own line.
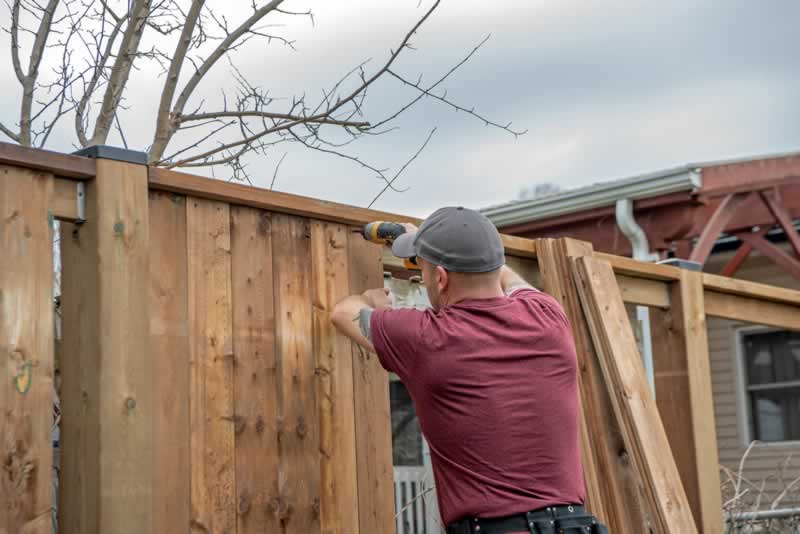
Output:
[615, 198, 658, 396]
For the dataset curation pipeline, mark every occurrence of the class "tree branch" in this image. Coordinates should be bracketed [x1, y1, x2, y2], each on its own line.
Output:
[155, 0, 285, 161]
[322, 0, 441, 119]
[0, 122, 21, 142]
[16, 0, 60, 145]
[10, 0, 26, 83]
[89, 0, 152, 145]
[149, 0, 205, 163]
[180, 110, 368, 128]
[73, 9, 124, 146]
[386, 69, 527, 137]
[370, 34, 491, 131]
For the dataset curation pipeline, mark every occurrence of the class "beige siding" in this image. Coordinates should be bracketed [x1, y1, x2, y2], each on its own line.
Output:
[705, 248, 800, 511]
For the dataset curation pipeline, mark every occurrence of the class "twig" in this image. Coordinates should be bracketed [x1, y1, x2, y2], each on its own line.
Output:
[387, 69, 526, 137]
[368, 127, 436, 209]
[370, 34, 491, 130]
[270, 152, 287, 190]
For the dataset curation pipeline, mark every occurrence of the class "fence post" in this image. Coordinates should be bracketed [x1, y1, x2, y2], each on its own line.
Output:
[59, 147, 152, 534]
[0, 165, 55, 534]
[650, 269, 723, 533]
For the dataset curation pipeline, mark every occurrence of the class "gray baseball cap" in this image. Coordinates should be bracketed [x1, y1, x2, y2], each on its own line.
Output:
[392, 206, 505, 273]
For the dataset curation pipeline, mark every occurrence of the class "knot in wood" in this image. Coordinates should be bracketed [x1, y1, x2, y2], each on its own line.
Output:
[270, 496, 292, 520]
[233, 415, 246, 435]
[238, 492, 251, 515]
[255, 415, 265, 434]
[296, 417, 307, 438]
[312, 497, 321, 519]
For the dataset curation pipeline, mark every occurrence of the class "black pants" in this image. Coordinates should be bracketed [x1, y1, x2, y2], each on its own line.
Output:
[446, 504, 609, 534]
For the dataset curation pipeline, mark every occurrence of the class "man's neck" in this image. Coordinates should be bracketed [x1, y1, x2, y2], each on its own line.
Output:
[445, 284, 505, 306]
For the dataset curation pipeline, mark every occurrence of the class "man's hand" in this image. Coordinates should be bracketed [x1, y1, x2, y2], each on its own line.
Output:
[363, 288, 392, 309]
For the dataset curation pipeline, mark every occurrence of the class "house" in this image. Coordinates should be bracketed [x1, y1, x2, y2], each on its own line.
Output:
[481, 150, 800, 516]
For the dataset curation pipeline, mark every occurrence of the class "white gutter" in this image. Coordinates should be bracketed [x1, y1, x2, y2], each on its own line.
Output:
[615, 199, 659, 263]
[482, 167, 701, 228]
[615, 198, 658, 396]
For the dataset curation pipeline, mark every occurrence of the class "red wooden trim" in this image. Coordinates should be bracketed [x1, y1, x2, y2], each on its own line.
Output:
[696, 175, 800, 199]
[689, 192, 753, 265]
[720, 243, 753, 278]
[760, 189, 800, 256]
[721, 227, 769, 277]
[738, 232, 800, 282]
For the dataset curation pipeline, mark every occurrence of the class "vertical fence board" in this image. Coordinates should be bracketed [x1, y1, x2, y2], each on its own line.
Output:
[149, 192, 191, 534]
[230, 206, 281, 534]
[272, 214, 320, 534]
[0, 167, 54, 534]
[187, 197, 236, 533]
[59, 220, 99, 534]
[311, 221, 360, 534]
[347, 235, 395, 534]
[652, 272, 723, 533]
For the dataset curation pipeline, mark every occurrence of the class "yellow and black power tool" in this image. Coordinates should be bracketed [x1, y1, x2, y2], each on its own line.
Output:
[361, 221, 420, 270]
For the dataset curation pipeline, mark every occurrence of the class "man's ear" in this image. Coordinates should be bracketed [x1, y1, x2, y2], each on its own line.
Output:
[436, 265, 449, 292]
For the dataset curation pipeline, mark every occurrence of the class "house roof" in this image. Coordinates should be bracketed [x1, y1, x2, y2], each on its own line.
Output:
[481, 149, 800, 229]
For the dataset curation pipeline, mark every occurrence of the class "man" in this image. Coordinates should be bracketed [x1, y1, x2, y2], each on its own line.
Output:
[332, 207, 607, 534]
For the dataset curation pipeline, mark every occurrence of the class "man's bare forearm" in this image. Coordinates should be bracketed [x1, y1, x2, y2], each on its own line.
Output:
[331, 295, 376, 353]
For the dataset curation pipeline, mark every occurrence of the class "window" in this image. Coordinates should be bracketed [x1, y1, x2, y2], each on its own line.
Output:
[740, 330, 800, 442]
[390, 380, 423, 465]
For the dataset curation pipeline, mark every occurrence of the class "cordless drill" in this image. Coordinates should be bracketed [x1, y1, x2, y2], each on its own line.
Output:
[361, 221, 420, 270]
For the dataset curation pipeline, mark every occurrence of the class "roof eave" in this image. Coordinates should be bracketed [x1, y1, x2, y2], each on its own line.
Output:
[482, 167, 702, 228]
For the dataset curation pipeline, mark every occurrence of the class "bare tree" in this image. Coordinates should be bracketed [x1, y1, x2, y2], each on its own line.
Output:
[2, 0, 524, 199]
[518, 182, 563, 201]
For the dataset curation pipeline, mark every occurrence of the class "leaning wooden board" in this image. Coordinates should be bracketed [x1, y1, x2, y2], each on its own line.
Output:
[536, 238, 650, 533]
[572, 256, 697, 534]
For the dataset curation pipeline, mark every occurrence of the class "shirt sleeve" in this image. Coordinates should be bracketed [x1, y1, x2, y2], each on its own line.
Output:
[369, 307, 426, 379]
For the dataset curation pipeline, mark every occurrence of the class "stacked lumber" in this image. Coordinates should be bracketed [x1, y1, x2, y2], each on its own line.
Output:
[572, 255, 698, 534]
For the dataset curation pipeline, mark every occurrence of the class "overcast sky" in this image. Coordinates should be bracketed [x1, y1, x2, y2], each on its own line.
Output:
[2, 0, 798, 217]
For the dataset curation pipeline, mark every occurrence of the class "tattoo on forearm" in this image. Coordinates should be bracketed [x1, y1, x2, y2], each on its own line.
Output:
[358, 308, 373, 341]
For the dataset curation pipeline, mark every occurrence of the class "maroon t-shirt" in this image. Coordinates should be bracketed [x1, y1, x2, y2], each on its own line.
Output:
[370, 288, 585, 527]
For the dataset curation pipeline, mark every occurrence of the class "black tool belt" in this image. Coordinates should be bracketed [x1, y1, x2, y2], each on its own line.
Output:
[445, 504, 609, 534]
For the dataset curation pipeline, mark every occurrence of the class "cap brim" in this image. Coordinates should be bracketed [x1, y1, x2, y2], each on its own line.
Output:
[391, 232, 417, 258]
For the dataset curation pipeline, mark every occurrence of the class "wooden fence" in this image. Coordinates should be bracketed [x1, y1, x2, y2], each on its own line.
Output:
[2, 142, 800, 533]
